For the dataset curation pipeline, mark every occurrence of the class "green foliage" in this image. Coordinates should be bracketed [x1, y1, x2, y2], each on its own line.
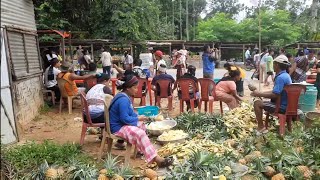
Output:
[2, 141, 92, 172]
[174, 113, 228, 141]
[101, 154, 134, 178]
[197, 10, 302, 46]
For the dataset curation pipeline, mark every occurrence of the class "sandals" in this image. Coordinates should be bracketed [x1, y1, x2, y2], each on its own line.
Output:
[158, 157, 174, 168]
[256, 128, 269, 136]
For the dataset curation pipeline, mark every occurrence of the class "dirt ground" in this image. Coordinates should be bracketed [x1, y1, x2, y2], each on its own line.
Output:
[20, 76, 318, 170]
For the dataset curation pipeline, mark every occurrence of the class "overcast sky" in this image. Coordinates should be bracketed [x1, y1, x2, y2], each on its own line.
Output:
[200, 0, 313, 20]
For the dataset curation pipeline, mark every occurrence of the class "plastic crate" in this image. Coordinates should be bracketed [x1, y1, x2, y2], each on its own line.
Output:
[136, 106, 159, 117]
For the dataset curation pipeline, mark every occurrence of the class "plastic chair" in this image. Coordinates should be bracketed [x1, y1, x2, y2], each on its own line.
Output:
[42, 85, 56, 105]
[98, 94, 137, 164]
[175, 78, 197, 113]
[79, 92, 105, 145]
[198, 78, 223, 114]
[265, 84, 306, 136]
[131, 78, 148, 106]
[84, 78, 97, 92]
[154, 79, 173, 110]
[57, 78, 78, 114]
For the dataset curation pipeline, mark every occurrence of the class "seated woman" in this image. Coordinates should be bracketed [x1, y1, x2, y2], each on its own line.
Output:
[216, 69, 242, 109]
[223, 63, 246, 97]
[58, 62, 96, 96]
[109, 75, 173, 167]
[44, 58, 62, 102]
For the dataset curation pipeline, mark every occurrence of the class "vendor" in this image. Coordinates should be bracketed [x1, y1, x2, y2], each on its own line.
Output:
[251, 55, 292, 135]
[216, 69, 242, 110]
[313, 52, 320, 107]
[58, 62, 96, 96]
[223, 63, 246, 97]
[109, 75, 173, 167]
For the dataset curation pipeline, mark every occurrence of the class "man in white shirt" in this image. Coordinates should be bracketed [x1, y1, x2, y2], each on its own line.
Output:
[259, 48, 269, 83]
[154, 50, 166, 75]
[100, 47, 112, 76]
[245, 47, 251, 60]
[44, 58, 61, 102]
[139, 50, 153, 78]
[123, 51, 133, 70]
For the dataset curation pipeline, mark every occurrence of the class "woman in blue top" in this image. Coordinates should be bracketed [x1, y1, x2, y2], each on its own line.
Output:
[109, 75, 173, 167]
[202, 45, 215, 79]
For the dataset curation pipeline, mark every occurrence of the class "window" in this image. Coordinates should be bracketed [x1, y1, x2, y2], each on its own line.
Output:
[6, 28, 42, 79]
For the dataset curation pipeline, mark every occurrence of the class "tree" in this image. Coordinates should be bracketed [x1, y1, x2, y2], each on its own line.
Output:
[205, 0, 244, 19]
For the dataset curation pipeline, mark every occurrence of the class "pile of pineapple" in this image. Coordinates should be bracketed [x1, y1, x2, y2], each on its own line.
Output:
[158, 137, 237, 161]
[223, 102, 257, 139]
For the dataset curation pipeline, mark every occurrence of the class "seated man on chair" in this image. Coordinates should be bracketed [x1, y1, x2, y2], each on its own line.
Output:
[251, 55, 292, 135]
[151, 64, 175, 104]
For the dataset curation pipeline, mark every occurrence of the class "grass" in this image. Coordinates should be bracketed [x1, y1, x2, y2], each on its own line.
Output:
[1, 141, 96, 177]
[39, 103, 50, 114]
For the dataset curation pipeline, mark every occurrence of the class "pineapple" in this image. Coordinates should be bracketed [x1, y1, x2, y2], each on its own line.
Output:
[238, 159, 247, 165]
[144, 169, 157, 179]
[45, 168, 58, 179]
[251, 151, 262, 158]
[112, 174, 124, 180]
[297, 166, 313, 179]
[241, 175, 258, 180]
[271, 173, 285, 180]
[264, 166, 276, 177]
[98, 174, 109, 180]
[100, 169, 108, 174]
[219, 175, 227, 180]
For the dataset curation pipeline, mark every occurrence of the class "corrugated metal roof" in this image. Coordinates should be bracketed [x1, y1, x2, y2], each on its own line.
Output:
[1, 0, 36, 31]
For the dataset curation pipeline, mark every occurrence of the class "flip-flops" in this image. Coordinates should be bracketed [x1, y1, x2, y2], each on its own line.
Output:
[256, 128, 269, 136]
[158, 157, 174, 168]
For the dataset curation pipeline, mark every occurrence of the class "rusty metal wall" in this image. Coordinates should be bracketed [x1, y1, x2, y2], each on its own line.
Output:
[1, 0, 36, 31]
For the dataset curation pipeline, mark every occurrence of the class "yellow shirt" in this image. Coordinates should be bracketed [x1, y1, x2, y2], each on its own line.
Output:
[230, 66, 246, 79]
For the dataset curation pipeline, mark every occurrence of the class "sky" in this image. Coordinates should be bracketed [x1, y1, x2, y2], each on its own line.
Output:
[200, 0, 313, 21]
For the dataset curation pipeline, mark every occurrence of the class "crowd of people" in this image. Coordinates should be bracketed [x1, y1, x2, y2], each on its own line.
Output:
[41, 43, 320, 166]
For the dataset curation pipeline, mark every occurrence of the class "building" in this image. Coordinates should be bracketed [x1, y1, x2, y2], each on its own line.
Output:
[1, 0, 43, 144]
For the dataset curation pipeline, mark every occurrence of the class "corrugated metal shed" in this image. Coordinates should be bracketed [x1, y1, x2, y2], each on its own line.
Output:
[1, 0, 36, 31]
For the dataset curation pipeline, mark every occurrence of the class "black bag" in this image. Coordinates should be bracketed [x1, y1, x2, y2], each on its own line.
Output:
[47, 66, 54, 80]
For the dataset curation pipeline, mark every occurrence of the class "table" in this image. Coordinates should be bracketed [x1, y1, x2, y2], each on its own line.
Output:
[74, 80, 84, 87]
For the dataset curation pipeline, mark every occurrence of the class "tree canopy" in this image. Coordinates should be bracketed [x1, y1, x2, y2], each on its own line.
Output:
[33, 0, 319, 45]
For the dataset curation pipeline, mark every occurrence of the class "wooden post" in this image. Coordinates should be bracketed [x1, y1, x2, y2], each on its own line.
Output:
[242, 44, 245, 62]
[169, 44, 172, 66]
[61, 37, 65, 61]
[69, 33, 72, 60]
[91, 44, 94, 61]
[130, 44, 133, 57]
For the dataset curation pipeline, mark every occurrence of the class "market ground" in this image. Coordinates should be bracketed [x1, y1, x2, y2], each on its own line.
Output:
[20, 68, 317, 170]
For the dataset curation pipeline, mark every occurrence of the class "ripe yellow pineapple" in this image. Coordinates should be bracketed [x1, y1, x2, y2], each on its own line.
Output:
[271, 173, 285, 180]
[45, 168, 58, 179]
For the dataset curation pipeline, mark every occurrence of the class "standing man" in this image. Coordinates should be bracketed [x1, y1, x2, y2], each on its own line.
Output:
[259, 48, 269, 83]
[123, 51, 133, 70]
[139, 48, 153, 78]
[154, 50, 166, 75]
[264, 49, 275, 86]
[202, 45, 215, 80]
[245, 47, 251, 61]
[100, 47, 112, 76]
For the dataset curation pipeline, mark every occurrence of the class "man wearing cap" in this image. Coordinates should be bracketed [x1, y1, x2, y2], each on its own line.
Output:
[251, 55, 292, 135]
[58, 62, 97, 96]
[151, 64, 175, 103]
[154, 50, 166, 75]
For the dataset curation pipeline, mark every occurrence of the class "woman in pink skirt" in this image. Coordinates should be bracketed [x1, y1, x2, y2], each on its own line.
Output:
[109, 75, 173, 167]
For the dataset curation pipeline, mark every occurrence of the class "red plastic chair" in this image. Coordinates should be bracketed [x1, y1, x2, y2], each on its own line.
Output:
[154, 79, 173, 110]
[175, 78, 198, 113]
[84, 78, 97, 92]
[198, 78, 223, 114]
[79, 92, 105, 145]
[265, 84, 306, 136]
[131, 78, 148, 106]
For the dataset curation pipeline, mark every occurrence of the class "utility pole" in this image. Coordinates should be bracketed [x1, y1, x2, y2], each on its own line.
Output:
[186, 0, 189, 41]
[193, 0, 195, 40]
[179, 0, 182, 40]
[172, 0, 175, 38]
[258, 0, 262, 91]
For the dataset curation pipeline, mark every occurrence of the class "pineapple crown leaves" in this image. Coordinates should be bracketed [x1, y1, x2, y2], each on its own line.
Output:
[116, 165, 134, 178]
[31, 160, 50, 180]
[72, 164, 98, 180]
[103, 154, 121, 170]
